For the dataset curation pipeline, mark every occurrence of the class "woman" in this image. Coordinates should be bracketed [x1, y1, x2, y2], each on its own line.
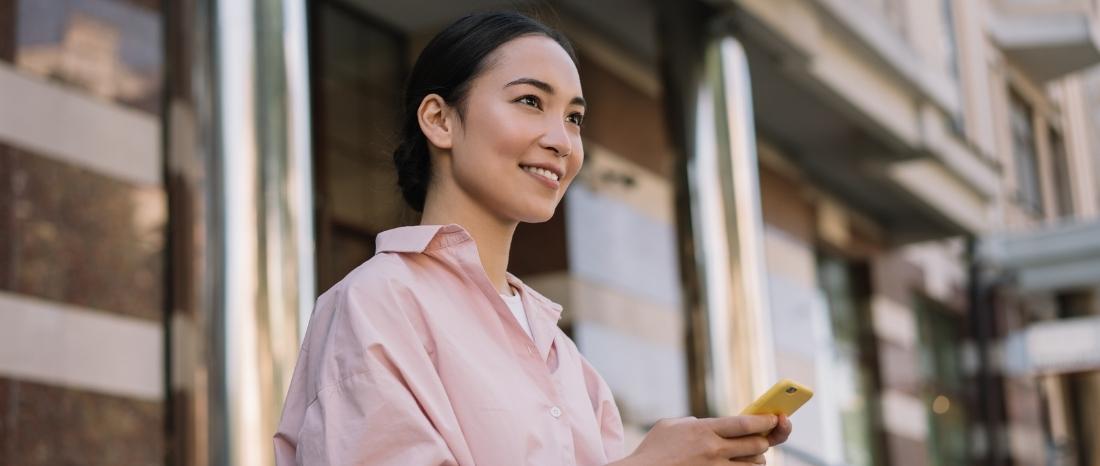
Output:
[274, 11, 792, 465]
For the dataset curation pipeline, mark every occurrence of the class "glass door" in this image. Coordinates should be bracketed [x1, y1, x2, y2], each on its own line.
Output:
[309, 1, 416, 293]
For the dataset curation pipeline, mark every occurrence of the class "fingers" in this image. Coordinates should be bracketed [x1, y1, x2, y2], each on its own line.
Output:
[715, 433, 771, 459]
[766, 415, 793, 446]
[708, 414, 779, 438]
[730, 454, 767, 464]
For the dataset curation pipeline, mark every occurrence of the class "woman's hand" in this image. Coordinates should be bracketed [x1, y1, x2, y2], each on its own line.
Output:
[611, 414, 793, 466]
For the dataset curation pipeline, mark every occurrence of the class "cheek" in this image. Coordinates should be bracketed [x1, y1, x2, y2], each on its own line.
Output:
[566, 143, 584, 178]
[470, 103, 536, 157]
[452, 111, 534, 192]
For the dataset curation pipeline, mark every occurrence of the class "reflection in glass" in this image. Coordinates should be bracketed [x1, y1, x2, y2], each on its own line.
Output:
[16, 0, 162, 113]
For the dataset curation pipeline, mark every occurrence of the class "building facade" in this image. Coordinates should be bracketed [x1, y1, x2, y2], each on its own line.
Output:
[733, 1, 1100, 465]
[1, 0, 1100, 465]
[1, 0, 168, 463]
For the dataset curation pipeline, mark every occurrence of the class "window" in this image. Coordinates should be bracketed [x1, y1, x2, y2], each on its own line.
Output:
[941, 0, 966, 138]
[1009, 91, 1044, 215]
[817, 255, 883, 466]
[941, 0, 960, 81]
[1048, 128, 1075, 219]
[917, 297, 970, 466]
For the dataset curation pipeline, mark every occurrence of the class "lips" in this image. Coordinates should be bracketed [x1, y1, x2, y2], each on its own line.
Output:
[520, 164, 560, 182]
[518, 162, 564, 180]
[519, 165, 562, 190]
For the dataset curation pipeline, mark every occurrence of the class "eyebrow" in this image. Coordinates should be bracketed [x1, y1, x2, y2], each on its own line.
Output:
[504, 77, 586, 109]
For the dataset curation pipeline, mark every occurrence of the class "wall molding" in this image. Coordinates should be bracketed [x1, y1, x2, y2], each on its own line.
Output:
[0, 64, 160, 186]
[0, 291, 163, 401]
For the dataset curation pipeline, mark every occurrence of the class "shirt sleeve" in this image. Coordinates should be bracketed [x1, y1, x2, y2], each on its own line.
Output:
[579, 355, 627, 462]
[274, 278, 459, 466]
[286, 366, 457, 465]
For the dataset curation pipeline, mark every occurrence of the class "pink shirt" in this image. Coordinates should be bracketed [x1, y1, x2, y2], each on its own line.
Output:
[274, 224, 626, 465]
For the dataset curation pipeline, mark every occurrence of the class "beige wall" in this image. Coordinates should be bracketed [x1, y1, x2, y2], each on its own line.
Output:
[951, 0, 1100, 229]
[1059, 75, 1100, 218]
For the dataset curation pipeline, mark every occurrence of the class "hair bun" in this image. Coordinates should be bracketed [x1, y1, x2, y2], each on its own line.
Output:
[393, 138, 430, 212]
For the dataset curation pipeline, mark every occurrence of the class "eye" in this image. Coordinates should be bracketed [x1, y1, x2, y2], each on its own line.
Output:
[514, 95, 542, 110]
[567, 112, 585, 128]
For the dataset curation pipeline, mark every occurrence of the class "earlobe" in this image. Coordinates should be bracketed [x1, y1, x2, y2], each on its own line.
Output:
[417, 94, 454, 150]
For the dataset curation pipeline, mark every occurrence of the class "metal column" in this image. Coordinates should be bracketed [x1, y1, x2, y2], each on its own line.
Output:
[166, 0, 314, 464]
[211, 0, 316, 463]
[660, 1, 777, 419]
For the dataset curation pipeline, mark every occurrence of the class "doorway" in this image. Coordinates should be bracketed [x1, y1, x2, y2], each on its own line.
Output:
[309, 1, 415, 292]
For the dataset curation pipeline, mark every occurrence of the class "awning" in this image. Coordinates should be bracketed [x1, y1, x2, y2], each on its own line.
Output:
[979, 220, 1100, 292]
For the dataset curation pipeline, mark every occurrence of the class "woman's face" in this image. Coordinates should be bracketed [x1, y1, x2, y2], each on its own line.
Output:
[447, 35, 585, 223]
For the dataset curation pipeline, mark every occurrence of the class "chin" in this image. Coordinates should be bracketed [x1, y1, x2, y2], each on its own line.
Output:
[514, 203, 559, 223]
[517, 211, 555, 224]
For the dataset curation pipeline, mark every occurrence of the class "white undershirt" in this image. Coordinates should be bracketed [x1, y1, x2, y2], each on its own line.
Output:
[500, 287, 533, 340]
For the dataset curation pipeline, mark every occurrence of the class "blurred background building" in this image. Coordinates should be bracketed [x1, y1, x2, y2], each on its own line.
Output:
[2, 0, 1100, 465]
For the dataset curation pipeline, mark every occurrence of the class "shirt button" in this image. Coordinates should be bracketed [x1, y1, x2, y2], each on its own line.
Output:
[550, 406, 562, 418]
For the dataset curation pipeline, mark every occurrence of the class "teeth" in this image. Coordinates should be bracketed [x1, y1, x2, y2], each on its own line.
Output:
[522, 165, 559, 181]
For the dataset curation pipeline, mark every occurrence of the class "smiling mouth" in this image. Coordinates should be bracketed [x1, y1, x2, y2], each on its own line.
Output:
[519, 164, 560, 182]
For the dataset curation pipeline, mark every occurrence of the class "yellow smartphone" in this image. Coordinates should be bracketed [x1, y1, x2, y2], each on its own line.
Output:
[740, 379, 814, 417]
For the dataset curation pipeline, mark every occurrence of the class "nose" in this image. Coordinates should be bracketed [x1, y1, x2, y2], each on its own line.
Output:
[539, 118, 572, 158]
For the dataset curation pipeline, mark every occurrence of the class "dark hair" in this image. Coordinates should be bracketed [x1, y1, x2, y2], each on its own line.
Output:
[392, 11, 577, 212]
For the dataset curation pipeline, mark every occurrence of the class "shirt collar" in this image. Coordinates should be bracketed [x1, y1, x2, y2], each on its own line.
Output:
[506, 271, 563, 360]
[506, 272, 563, 318]
[374, 224, 564, 318]
[374, 224, 473, 253]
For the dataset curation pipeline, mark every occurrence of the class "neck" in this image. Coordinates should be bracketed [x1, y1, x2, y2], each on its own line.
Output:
[420, 182, 517, 295]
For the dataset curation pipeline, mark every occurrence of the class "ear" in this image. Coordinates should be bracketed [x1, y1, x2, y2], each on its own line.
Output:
[417, 94, 455, 151]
